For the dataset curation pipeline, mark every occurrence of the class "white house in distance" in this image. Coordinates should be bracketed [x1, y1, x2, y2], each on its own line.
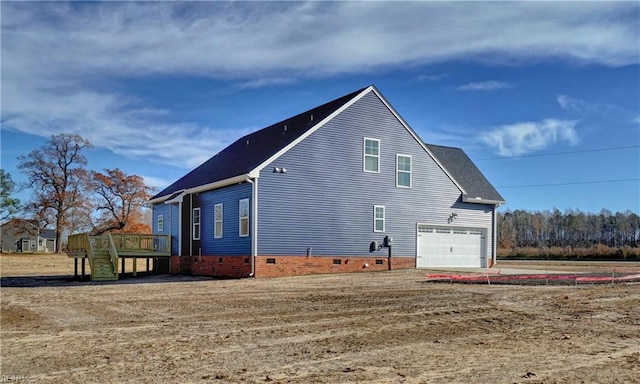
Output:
[0, 218, 57, 253]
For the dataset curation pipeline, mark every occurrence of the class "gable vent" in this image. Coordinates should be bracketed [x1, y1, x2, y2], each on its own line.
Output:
[283, 125, 287, 134]
[310, 114, 313, 122]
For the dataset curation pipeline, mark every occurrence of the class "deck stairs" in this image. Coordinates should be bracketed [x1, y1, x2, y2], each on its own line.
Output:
[89, 249, 118, 281]
[68, 232, 171, 281]
[84, 233, 119, 281]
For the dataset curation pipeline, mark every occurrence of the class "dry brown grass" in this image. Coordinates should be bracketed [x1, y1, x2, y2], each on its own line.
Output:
[0, 253, 151, 277]
[1, 254, 639, 383]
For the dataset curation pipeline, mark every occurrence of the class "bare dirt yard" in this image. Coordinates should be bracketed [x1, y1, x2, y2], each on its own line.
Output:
[1, 254, 639, 384]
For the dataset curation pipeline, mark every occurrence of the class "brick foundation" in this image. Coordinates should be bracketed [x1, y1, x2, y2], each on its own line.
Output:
[254, 255, 415, 278]
[170, 254, 416, 278]
[170, 255, 252, 278]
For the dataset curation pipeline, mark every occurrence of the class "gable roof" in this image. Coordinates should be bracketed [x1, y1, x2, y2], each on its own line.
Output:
[425, 144, 505, 205]
[151, 86, 504, 206]
[151, 87, 368, 201]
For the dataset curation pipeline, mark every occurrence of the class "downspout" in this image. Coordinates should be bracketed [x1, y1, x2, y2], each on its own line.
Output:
[189, 194, 193, 257]
[492, 205, 498, 267]
[178, 199, 182, 256]
[246, 176, 258, 277]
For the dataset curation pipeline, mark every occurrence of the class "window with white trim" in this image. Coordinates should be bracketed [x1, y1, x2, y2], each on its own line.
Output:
[396, 154, 412, 188]
[363, 138, 380, 173]
[374, 205, 385, 232]
[239, 198, 249, 237]
[214, 204, 223, 239]
[157, 215, 164, 232]
[192, 208, 201, 240]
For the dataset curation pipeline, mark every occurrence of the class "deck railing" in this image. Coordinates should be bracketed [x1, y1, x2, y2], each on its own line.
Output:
[68, 233, 171, 255]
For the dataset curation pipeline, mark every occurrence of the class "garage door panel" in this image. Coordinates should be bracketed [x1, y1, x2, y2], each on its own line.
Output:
[417, 225, 485, 268]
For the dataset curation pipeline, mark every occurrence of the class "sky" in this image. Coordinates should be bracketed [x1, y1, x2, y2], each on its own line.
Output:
[1, 1, 639, 215]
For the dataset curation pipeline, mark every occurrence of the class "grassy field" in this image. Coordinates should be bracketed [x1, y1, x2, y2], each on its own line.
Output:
[1, 254, 639, 383]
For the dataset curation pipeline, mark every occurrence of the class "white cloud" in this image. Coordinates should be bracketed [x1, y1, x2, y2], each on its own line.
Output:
[457, 81, 514, 92]
[557, 94, 621, 114]
[141, 175, 173, 191]
[1, 1, 637, 168]
[482, 119, 580, 157]
[417, 73, 448, 82]
[557, 94, 586, 111]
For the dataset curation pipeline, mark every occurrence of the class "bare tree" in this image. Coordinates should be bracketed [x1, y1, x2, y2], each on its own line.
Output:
[90, 168, 155, 235]
[17, 134, 92, 253]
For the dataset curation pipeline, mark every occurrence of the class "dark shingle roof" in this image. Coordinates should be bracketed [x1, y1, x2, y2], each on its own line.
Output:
[152, 87, 367, 200]
[426, 144, 505, 204]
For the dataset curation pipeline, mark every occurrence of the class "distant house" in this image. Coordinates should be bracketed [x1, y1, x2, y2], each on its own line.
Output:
[0, 218, 56, 253]
[150, 85, 505, 278]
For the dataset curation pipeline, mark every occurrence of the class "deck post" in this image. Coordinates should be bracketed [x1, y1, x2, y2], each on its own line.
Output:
[81, 258, 86, 280]
[146, 258, 150, 272]
[133, 258, 137, 277]
[74, 258, 78, 279]
[121, 258, 125, 278]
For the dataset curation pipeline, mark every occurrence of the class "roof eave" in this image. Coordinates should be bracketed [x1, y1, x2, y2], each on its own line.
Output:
[148, 174, 251, 205]
[462, 194, 506, 206]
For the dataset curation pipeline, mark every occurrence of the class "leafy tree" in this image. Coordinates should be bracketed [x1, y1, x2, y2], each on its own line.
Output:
[498, 208, 639, 249]
[17, 134, 92, 253]
[90, 168, 155, 235]
[0, 169, 21, 222]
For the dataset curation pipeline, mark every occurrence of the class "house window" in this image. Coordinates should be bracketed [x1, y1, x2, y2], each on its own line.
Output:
[363, 138, 380, 173]
[192, 208, 201, 240]
[239, 198, 249, 237]
[396, 154, 412, 188]
[374, 205, 385, 232]
[157, 215, 164, 232]
[214, 204, 223, 239]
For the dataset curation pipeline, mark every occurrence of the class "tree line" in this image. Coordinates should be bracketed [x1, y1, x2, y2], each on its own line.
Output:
[498, 208, 640, 249]
[1, 134, 155, 253]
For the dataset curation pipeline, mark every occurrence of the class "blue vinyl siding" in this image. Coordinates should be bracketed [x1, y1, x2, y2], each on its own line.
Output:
[170, 204, 179, 254]
[153, 204, 170, 236]
[257, 91, 493, 257]
[152, 203, 180, 255]
[197, 182, 252, 256]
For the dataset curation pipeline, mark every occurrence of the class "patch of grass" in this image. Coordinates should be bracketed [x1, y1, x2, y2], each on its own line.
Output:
[497, 245, 640, 261]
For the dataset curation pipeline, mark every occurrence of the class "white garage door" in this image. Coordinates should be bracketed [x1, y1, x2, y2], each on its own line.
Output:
[416, 225, 486, 268]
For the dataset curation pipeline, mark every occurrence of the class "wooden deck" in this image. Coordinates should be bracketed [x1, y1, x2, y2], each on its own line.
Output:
[68, 233, 171, 281]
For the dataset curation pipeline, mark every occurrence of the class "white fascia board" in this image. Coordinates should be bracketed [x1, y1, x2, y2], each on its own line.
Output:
[462, 194, 506, 206]
[148, 174, 250, 205]
[164, 191, 186, 204]
[369, 86, 468, 195]
[186, 174, 250, 195]
[249, 86, 374, 176]
[148, 194, 177, 205]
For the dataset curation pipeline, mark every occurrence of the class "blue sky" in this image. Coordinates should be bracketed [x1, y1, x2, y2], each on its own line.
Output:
[1, 1, 639, 214]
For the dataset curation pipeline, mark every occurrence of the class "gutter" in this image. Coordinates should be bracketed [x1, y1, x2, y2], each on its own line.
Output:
[149, 175, 249, 204]
[462, 195, 505, 206]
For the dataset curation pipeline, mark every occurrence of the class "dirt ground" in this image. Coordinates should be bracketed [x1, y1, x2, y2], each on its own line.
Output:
[1, 254, 639, 384]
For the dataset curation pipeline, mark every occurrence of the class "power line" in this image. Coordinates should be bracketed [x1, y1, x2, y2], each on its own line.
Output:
[476, 145, 639, 161]
[498, 178, 640, 189]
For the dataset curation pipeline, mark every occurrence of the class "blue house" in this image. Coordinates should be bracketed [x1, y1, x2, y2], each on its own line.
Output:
[150, 86, 505, 278]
